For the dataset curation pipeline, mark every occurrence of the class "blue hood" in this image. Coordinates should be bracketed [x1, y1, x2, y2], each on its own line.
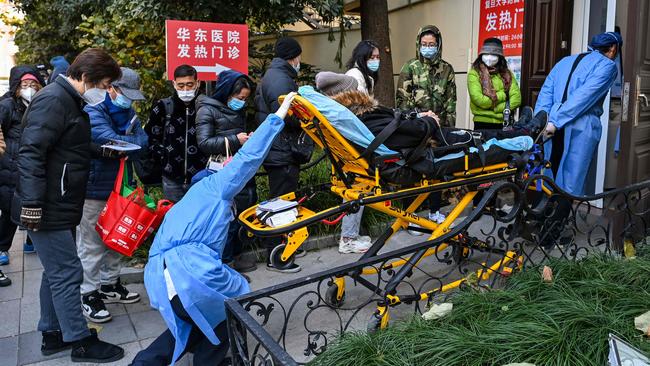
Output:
[213, 70, 249, 104]
[49, 56, 70, 70]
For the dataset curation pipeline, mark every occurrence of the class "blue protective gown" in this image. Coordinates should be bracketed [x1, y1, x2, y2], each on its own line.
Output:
[144, 113, 285, 364]
[534, 51, 617, 195]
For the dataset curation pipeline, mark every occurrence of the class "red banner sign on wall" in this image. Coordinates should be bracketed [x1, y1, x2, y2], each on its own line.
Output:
[478, 0, 525, 57]
[165, 20, 248, 81]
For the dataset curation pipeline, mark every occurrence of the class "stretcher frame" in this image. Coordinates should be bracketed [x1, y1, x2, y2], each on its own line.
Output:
[239, 95, 538, 329]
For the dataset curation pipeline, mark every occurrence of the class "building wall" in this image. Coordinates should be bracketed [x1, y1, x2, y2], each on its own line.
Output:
[253, 0, 482, 129]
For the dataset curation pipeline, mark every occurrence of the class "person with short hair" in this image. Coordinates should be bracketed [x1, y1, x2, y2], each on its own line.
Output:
[78, 67, 148, 324]
[12, 48, 125, 363]
[535, 32, 622, 195]
[145, 64, 207, 202]
[254, 37, 313, 273]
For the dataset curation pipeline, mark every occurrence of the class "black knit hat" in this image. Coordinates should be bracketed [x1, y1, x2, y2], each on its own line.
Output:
[275, 37, 302, 60]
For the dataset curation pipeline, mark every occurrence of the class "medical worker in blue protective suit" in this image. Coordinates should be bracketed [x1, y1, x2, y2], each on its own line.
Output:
[131, 93, 298, 366]
[535, 31, 622, 195]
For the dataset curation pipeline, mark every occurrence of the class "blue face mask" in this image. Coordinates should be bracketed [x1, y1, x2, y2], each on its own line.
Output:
[228, 97, 246, 111]
[112, 93, 132, 109]
[420, 46, 438, 59]
[367, 59, 380, 72]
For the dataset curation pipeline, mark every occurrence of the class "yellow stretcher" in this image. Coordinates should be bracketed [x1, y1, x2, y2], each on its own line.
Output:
[238, 95, 541, 330]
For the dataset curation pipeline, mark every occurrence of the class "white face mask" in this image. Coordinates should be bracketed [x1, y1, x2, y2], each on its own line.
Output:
[293, 62, 301, 73]
[82, 83, 107, 106]
[20, 87, 37, 103]
[177, 88, 196, 102]
[481, 54, 499, 67]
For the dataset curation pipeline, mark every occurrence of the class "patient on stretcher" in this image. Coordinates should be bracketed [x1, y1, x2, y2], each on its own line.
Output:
[304, 72, 546, 181]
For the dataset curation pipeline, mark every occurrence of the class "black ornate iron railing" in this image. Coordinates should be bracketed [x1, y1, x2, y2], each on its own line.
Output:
[226, 176, 650, 366]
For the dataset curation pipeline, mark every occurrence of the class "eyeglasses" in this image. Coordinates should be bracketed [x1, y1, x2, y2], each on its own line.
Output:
[421, 42, 437, 47]
[20, 81, 40, 89]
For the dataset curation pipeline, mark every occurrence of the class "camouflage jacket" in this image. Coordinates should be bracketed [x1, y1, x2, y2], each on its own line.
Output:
[396, 58, 457, 127]
[395, 25, 457, 127]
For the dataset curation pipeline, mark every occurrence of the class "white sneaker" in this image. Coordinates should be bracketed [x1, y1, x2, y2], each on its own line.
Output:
[428, 211, 447, 224]
[357, 235, 372, 243]
[338, 237, 371, 254]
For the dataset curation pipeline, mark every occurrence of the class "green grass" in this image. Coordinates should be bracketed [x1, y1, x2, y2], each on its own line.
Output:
[310, 253, 650, 366]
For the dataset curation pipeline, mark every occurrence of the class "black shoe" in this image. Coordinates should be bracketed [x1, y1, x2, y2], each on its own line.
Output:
[231, 254, 258, 273]
[41, 330, 74, 356]
[71, 329, 124, 363]
[82, 291, 112, 323]
[0, 270, 10, 287]
[515, 110, 548, 140]
[99, 278, 140, 304]
[519, 106, 534, 125]
[266, 261, 302, 273]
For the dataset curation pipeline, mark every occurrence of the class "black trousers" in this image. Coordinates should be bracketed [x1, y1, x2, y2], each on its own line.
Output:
[131, 296, 229, 366]
[0, 210, 30, 251]
[263, 165, 300, 253]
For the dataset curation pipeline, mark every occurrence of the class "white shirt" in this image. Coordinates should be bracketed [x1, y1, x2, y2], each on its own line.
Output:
[163, 268, 178, 300]
[345, 67, 374, 95]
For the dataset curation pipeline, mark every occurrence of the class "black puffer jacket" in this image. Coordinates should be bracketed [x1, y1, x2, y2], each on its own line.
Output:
[11, 76, 101, 230]
[0, 66, 45, 212]
[254, 57, 311, 167]
[195, 95, 244, 156]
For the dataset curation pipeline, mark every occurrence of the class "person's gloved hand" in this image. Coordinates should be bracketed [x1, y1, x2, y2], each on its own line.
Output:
[275, 92, 298, 120]
[101, 147, 126, 159]
[544, 122, 557, 139]
[20, 207, 42, 231]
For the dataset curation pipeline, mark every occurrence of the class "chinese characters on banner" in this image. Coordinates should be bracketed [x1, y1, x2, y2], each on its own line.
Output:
[165, 20, 248, 81]
[478, 0, 525, 84]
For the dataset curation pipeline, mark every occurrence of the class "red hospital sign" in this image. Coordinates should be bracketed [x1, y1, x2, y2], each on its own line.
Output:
[165, 20, 248, 81]
[478, 0, 525, 57]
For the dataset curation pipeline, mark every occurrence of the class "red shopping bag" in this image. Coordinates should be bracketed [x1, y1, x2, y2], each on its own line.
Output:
[96, 158, 173, 256]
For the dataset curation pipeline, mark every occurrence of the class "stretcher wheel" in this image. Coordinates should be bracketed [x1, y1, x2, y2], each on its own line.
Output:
[325, 283, 345, 308]
[366, 312, 384, 333]
[269, 244, 295, 270]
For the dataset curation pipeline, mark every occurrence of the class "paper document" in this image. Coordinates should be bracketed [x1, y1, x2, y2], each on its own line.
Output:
[101, 139, 141, 152]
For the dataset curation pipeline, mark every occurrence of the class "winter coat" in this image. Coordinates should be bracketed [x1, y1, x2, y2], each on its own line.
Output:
[11, 76, 103, 230]
[345, 67, 374, 95]
[468, 68, 522, 124]
[396, 25, 457, 127]
[0, 66, 45, 210]
[145, 93, 208, 184]
[334, 90, 437, 156]
[535, 51, 617, 195]
[196, 95, 245, 157]
[254, 57, 312, 167]
[84, 94, 149, 200]
[144, 113, 285, 364]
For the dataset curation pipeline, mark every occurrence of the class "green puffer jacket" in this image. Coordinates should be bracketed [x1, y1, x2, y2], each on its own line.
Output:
[467, 68, 521, 124]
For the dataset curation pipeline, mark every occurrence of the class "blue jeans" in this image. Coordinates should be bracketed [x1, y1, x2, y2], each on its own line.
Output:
[29, 229, 91, 342]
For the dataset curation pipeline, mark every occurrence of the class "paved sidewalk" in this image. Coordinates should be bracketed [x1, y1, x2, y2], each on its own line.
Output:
[0, 231, 182, 366]
[0, 226, 440, 365]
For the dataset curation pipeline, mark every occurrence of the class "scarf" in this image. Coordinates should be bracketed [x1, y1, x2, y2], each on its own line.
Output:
[478, 63, 512, 108]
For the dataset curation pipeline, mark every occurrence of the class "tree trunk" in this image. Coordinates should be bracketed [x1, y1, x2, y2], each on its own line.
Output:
[360, 0, 394, 107]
